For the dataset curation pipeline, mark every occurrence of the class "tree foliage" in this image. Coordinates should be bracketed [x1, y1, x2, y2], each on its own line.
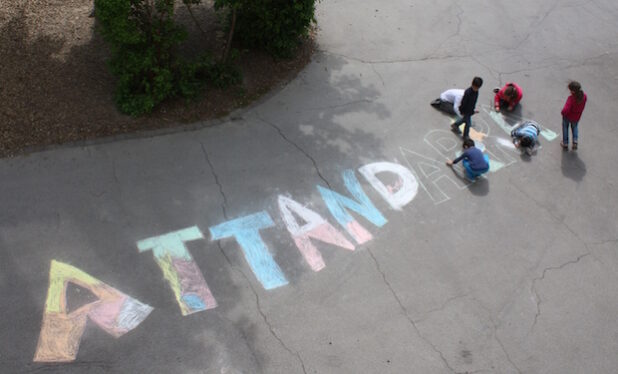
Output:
[95, 0, 183, 115]
[94, 0, 315, 115]
[215, 0, 317, 58]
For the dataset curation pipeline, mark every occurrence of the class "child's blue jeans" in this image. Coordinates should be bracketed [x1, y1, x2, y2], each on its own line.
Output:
[462, 154, 490, 179]
[562, 117, 579, 144]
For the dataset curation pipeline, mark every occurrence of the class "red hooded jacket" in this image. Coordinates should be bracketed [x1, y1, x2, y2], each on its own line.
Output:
[494, 82, 523, 109]
[561, 93, 587, 122]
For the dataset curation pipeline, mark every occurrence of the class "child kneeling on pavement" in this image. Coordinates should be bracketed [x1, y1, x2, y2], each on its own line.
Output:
[511, 120, 540, 156]
[446, 138, 490, 180]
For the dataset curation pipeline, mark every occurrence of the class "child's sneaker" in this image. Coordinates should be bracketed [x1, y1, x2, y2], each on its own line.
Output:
[560, 141, 568, 149]
[572, 142, 578, 150]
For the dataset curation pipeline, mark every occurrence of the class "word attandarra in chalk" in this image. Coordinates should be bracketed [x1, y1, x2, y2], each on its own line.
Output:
[34, 119, 542, 362]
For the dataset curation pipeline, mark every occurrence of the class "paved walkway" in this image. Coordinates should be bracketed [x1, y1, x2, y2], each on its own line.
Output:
[1, 1, 617, 373]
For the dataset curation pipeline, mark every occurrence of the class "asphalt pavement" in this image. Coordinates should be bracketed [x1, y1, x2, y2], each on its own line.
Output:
[1, 1, 617, 373]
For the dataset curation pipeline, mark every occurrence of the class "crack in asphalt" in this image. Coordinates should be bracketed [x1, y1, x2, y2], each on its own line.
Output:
[367, 248, 456, 373]
[54, 211, 61, 233]
[110, 158, 131, 227]
[412, 293, 470, 324]
[213, 240, 263, 370]
[511, 1, 560, 51]
[89, 190, 106, 198]
[199, 141, 229, 220]
[589, 238, 618, 246]
[212, 240, 306, 374]
[425, 1, 465, 60]
[111, 159, 121, 196]
[255, 116, 331, 189]
[244, 266, 307, 374]
[300, 98, 375, 112]
[493, 329, 523, 374]
[474, 298, 523, 374]
[452, 3, 464, 39]
[369, 63, 385, 87]
[320, 49, 617, 88]
[318, 49, 469, 65]
[316, 2, 618, 90]
[499, 51, 615, 76]
[470, 55, 501, 82]
[472, 50, 618, 88]
[529, 252, 591, 334]
[322, 9, 616, 85]
[108, 158, 135, 229]
[508, 179, 583, 242]
[506, 181, 599, 338]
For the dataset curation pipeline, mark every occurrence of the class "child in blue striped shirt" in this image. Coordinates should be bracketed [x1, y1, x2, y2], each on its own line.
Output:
[511, 120, 540, 155]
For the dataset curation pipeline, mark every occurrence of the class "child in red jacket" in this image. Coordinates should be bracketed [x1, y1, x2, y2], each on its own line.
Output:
[493, 82, 522, 111]
[561, 81, 587, 150]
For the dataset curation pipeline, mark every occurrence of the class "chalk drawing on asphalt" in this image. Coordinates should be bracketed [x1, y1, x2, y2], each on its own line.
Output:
[28, 94, 568, 366]
[475, 117, 517, 172]
[278, 195, 355, 272]
[400, 146, 468, 205]
[210, 211, 289, 290]
[358, 161, 419, 211]
[137, 226, 217, 315]
[483, 105, 558, 141]
[317, 169, 388, 244]
[34, 260, 153, 362]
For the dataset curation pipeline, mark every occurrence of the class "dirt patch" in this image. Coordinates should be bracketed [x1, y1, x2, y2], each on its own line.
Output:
[0, 1, 315, 157]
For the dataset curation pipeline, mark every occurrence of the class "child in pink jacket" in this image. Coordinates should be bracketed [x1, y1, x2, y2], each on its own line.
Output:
[561, 81, 587, 150]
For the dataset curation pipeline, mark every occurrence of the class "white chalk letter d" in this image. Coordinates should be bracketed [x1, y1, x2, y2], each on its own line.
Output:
[358, 161, 418, 210]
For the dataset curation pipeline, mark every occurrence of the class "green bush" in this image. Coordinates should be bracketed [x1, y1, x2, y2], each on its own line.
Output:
[95, 0, 185, 115]
[95, 0, 240, 116]
[94, 0, 312, 115]
[217, 0, 317, 58]
[178, 54, 241, 96]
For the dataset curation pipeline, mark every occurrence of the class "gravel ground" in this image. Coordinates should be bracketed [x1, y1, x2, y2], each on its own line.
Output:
[0, 0, 314, 157]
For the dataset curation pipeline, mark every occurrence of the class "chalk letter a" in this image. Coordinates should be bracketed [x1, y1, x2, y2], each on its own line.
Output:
[34, 260, 153, 362]
[278, 195, 354, 271]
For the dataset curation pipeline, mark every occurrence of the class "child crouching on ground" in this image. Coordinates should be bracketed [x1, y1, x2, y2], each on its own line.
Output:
[446, 138, 490, 180]
[511, 120, 541, 156]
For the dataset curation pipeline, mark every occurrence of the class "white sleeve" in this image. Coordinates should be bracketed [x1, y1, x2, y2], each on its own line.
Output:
[453, 93, 462, 117]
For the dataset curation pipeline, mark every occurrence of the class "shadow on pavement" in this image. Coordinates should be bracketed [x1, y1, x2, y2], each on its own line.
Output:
[561, 150, 587, 181]
[447, 167, 490, 197]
